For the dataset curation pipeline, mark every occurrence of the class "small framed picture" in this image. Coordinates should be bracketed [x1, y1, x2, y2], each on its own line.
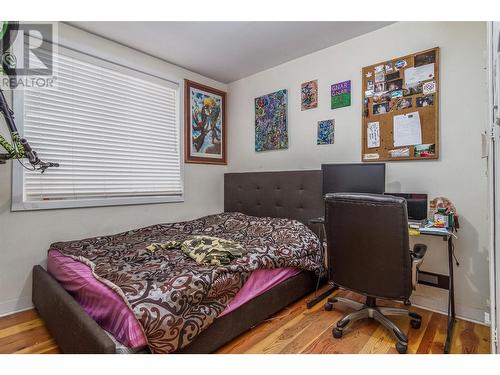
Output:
[317, 119, 335, 145]
[301, 79, 318, 110]
[184, 80, 227, 165]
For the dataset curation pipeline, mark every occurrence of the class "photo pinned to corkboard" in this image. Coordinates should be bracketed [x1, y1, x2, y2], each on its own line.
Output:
[361, 47, 439, 162]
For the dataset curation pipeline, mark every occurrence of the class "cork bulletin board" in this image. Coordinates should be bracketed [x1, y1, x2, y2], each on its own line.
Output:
[361, 47, 439, 162]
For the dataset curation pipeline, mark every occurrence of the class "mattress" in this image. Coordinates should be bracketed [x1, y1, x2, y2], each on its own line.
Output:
[47, 249, 302, 350]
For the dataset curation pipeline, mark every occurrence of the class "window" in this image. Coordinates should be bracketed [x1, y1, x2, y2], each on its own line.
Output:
[12, 44, 183, 211]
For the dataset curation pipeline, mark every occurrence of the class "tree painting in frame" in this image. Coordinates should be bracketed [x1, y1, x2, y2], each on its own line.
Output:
[185, 80, 227, 164]
[255, 89, 288, 152]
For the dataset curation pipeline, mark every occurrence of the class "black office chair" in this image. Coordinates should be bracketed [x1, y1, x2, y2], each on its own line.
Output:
[324, 193, 427, 354]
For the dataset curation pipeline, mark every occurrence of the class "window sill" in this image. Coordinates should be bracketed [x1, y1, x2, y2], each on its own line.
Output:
[11, 194, 184, 211]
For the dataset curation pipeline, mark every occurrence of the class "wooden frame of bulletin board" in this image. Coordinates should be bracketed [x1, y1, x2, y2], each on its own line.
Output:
[361, 47, 439, 162]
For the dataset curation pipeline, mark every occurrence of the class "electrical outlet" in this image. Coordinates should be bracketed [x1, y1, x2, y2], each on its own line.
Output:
[485, 312, 491, 325]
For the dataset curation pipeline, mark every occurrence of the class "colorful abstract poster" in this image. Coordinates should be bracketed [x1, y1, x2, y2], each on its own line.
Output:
[301, 80, 318, 110]
[331, 80, 351, 109]
[255, 89, 288, 152]
[317, 119, 335, 145]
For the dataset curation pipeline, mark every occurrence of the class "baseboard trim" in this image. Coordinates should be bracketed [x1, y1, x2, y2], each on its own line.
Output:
[411, 302, 489, 326]
[0, 296, 34, 318]
[411, 289, 489, 327]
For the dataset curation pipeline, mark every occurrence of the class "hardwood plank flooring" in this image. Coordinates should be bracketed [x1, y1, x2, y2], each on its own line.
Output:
[0, 287, 490, 354]
[217, 287, 491, 354]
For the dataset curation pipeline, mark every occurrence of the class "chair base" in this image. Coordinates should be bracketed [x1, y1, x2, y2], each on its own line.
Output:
[326, 296, 422, 354]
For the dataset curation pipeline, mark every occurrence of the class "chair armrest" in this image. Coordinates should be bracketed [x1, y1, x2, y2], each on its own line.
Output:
[410, 244, 427, 290]
[411, 244, 427, 260]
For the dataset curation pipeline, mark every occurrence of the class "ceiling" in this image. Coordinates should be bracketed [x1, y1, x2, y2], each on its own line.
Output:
[69, 22, 393, 83]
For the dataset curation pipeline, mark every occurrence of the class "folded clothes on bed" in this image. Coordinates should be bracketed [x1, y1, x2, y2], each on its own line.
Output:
[146, 235, 244, 266]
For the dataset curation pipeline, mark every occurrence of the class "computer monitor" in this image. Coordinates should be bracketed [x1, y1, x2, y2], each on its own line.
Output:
[321, 163, 386, 195]
[384, 193, 428, 221]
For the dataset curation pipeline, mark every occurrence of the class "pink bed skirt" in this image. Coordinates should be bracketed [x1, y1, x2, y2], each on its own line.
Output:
[47, 249, 301, 349]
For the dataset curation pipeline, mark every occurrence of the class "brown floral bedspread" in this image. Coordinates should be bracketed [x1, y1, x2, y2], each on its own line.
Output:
[50, 212, 323, 353]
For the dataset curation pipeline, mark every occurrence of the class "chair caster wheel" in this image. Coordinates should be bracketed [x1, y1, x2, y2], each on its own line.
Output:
[410, 319, 421, 329]
[396, 342, 408, 354]
[324, 303, 333, 311]
[332, 328, 343, 339]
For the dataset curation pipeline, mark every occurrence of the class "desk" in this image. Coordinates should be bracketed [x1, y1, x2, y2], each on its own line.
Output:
[412, 228, 457, 354]
[308, 217, 457, 354]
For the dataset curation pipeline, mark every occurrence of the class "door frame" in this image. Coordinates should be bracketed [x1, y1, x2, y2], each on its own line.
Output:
[488, 21, 499, 354]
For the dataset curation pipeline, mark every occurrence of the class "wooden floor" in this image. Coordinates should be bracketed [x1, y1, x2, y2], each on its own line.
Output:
[0, 287, 491, 354]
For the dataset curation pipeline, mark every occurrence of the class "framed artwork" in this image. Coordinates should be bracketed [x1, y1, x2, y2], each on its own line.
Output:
[255, 90, 288, 152]
[301, 79, 318, 110]
[255, 89, 288, 152]
[317, 119, 335, 145]
[184, 79, 227, 165]
[331, 80, 351, 109]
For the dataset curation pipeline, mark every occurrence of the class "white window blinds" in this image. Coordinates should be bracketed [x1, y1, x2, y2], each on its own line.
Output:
[18, 46, 182, 208]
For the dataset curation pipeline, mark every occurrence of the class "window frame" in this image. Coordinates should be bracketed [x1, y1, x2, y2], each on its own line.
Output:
[11, 42, 185, 211]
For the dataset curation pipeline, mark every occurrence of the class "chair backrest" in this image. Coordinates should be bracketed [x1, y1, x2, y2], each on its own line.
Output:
[325, 193, 412, 301]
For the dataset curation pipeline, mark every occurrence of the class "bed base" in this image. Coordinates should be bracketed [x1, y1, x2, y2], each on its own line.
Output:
[32, 265, 115, 353]
[32, 265, 317, 354]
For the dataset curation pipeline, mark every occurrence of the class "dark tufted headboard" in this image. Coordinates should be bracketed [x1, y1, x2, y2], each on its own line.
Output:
[224, 170, 324, 229]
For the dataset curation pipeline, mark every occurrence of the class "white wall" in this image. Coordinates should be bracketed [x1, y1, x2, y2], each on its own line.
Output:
[0, 21, 491, 324]
[0, 23, 228, 316]
[228, 22, 490, 323]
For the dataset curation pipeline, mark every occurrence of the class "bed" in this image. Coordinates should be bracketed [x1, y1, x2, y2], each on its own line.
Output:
[32, 170, 324, 353]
